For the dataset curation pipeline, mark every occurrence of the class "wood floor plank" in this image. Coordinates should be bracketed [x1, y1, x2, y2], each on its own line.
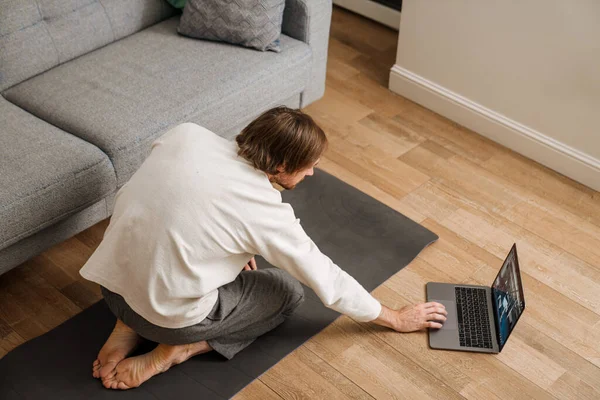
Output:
[481, 150, 600, 227]
[232, 379, 283, 400]
[1, 266, 82, 334]
[392, 108, 502, 165]
[458, 381, 504, 400]
[400, 146, 526, 214]
[345, 122, 421, 159]
[501, 197, 600, 269]
[550, 372, 600, 400]
[313, 111, 422, 160]
[0, 318, 13, 342]
[305, 317, 463, 399]
[324, 148, 406, 200]
[327, 134, 430, 195]
[326, 57, 361, 82]
[397, 182, 461, 223]
[11, 318, 48, 342]
[0, 273, 30, 327]
[330, 6, 397, 57]
[359, 113, 427, 148]
[304, 86, 373, 125]
[507, 323, 600, 398]
[495, 332, 566, 390]
[348, 54, 392, 87]
[61, 280, 102, 310]
[328, 37, 362, 63]
[590, 320, 600, 367]
[20, 255, 74, 290]
[294, 345, 375, 400]
[329, 6, 398, 86]
[260, 345, 374, 400]
[327, 73, 413, 119]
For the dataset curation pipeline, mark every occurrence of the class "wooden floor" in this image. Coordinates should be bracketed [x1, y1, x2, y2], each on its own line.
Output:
[2, 6, 600, 399]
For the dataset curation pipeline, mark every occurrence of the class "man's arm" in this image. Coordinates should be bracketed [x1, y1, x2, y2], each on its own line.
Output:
[243, 198, 447, 329]
[244, 199, 381, 322]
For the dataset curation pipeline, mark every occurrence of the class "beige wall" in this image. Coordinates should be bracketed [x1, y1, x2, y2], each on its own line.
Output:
[389, 0, 600, 190]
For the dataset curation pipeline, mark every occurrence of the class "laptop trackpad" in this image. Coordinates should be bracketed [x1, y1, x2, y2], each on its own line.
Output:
[430, 299, 458, 330]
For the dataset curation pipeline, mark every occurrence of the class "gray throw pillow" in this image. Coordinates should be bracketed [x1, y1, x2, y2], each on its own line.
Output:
[177, 0, 286, 52]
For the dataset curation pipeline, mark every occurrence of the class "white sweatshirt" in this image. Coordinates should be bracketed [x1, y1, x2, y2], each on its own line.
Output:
[80, 123, 382, 329]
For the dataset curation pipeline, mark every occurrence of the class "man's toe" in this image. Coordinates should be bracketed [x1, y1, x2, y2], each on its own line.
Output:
[102, 375, 119, 390]
[103, 370, 117, 380]
[93, 363, 102, 378]
[99, 361, 118, 379]
[102, 378, 113, 389]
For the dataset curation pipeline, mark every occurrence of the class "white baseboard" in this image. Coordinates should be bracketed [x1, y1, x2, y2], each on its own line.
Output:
[333, 0, 401, 30]
[389, 64, 600, 192]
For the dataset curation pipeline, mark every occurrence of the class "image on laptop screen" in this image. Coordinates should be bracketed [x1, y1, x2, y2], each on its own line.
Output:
[491, 245, 526, 349]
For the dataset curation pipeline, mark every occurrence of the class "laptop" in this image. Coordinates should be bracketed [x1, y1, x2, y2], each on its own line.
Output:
[426, 243, 525, 353]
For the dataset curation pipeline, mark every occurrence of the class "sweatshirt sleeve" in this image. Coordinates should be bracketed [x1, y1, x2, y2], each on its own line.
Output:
[244, 195, 382, 322]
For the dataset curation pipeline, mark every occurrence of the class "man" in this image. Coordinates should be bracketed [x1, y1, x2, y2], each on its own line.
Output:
[80, 107, 447, 390]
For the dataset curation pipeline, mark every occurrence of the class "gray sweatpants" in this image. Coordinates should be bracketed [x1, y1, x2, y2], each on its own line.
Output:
[101, 268, 305, 360]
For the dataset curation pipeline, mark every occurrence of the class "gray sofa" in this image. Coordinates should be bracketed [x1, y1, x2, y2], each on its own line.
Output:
[0, 0, 332, 274]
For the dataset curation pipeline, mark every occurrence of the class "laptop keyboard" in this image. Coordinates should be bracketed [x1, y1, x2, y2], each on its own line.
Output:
[455, 287, 493, 349]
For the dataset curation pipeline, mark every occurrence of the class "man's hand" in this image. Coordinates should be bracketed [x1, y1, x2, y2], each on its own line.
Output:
[243, 257, 258, 272]
[372, 303, 447, 332]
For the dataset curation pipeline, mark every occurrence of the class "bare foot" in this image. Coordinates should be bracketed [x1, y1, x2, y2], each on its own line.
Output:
[102, 341, 212, 390]
[92, 319, 143, 379]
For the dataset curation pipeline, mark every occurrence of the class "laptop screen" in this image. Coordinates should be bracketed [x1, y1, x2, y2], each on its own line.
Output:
[491, 244, 526, 351]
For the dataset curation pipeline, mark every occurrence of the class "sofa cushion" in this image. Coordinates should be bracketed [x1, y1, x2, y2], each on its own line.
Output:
[0, 0, 176, 92]
[3, 17, 312, 187]
[0, 98, 116, 251]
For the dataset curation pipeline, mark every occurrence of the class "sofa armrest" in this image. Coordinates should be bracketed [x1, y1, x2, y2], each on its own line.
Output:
[282, 0, 332, 107]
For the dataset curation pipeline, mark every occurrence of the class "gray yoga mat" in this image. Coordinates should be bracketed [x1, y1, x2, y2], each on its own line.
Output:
[0, 169, 438, 399]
